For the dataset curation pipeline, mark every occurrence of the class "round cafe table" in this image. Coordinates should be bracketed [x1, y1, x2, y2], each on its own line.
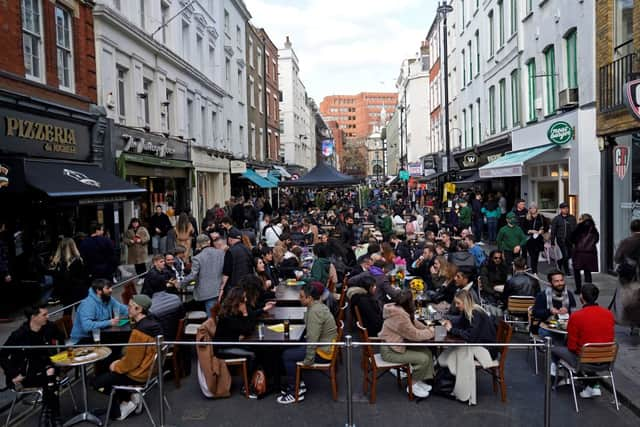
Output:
[539, 322, 568, 336]
[53, 346, 112, 427]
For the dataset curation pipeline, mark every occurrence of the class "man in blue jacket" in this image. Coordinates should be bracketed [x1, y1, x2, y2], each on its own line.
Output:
[70, 278, 128, 344]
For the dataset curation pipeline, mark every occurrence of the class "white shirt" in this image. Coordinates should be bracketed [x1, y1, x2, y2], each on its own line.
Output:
[264, 224, 283, 247]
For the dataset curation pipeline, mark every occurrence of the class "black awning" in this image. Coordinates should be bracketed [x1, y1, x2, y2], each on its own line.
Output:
[24, 159, 146, 198]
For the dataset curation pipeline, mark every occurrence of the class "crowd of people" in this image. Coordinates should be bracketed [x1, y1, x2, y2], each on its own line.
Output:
[0, 186, 638, 422]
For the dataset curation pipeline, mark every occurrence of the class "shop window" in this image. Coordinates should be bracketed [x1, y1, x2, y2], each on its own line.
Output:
[538, 181, 558, 211]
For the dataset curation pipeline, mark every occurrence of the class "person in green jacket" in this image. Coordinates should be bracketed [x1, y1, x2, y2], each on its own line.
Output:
[380, 208, 393, 239]
[496, 212, 528, 265]
[278, 282, 338, 404]
[458, 200, 472, 231]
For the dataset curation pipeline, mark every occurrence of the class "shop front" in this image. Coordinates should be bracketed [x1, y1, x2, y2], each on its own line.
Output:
[0, 102, 144, 289]
[481, 109, 600, 220]
[191, 146, 230, 225]
[112, 125, 192, 229]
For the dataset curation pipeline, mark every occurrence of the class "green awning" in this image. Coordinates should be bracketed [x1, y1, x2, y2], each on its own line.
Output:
[121, 153, 192, 169]
[242, 168, 277, 189]
[479, 145, 555, 178]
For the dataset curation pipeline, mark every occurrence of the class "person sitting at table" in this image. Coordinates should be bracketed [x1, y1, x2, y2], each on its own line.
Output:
[347, 274, 382, 336]
[149, 290, 185, 341]
[70, 279, 128, 344]
[502, 257, 537, 304]
[440, 290, 498, 405]
[94, 295, 163, 421]
[213, 286, 277, 394]
[278, 282, 338, 404]
[255, 257, 274, 293]
[261, 247, 279, 284]
[532, 270, 577, 338]
[309, 243, 338, 288]
[0, 304, 65, 426]
[479, 250, 509, 304]
[447, 240, 476, 270]
[409, 243, 436, 286]
[349, 254, 373, 278]
[378, 290, 435, 398]
[550, 283, 615, 398]
[273, 233, 292, 266]
[141, 255, 176, 297]
[279, 246, 303, 279]
[165, 248, 186, 282]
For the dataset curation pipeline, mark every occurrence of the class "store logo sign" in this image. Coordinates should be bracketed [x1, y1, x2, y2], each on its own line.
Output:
[462, 153, 478, 168]
[624, 79, 640, 121]
[63, 169, 101, 187]
[547, 121, 574, 145]
[614, 146, 629, 180]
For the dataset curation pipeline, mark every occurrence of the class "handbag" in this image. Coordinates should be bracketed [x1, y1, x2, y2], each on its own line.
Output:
[250, 369, 267, 397]
[431, 367, 456, 398]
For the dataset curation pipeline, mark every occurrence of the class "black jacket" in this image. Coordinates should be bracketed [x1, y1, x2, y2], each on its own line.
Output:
[351, 293, 383, 336]
[550, 214, 577, 246]
[0, 321, 64, 384]
[142, 267, 174, 297]
[149, 213, 172, 237]
[524, 214, 549, 251]
[78, 235, 116, 280]
[450, 309, 498, 357]
[223, 243, 254, 287]
[503, 272, 537, 303]
[215, 312, 258, 341]
[53, 258, 89, 305]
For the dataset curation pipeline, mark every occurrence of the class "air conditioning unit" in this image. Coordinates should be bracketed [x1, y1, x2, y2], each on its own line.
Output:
[559, 88, 579, 109]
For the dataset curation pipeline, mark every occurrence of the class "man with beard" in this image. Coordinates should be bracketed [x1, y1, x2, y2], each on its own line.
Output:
[533, 270, 577, 342]
[70, 279, 128, 344]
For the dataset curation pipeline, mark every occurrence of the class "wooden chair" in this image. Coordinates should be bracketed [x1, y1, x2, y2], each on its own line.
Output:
[355, 320, 413, 403]
[167, 318, 186, 388]
[186, 310, 208, 324]
[476, 320, 513, 402]
[215, 348, 250, 399]
[294, 321, 344, 402]
[503, 296, 536, 332]
[557, 342, 619, 412]
[337, 278, 348, 309]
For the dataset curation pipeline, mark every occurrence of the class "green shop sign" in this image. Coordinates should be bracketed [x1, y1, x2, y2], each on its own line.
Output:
[547, 121, 574, 145]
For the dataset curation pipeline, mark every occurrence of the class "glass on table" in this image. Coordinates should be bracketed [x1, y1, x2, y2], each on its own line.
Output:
[65, 338, 74, 359]
[92, 328, 101, 344]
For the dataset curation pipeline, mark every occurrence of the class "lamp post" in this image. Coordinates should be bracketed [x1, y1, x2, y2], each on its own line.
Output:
[438, 1, 453, 174]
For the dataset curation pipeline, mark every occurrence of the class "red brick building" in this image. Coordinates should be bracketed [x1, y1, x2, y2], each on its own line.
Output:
[326, 120, 345, 171]
[320, 92, 397, 140]
[258, 28, 281, 162]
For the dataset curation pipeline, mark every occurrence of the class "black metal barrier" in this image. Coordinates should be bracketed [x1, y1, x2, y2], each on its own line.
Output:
[0, 336, 555, 427]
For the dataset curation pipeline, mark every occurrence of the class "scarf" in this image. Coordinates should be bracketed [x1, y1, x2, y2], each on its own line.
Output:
[545, 286, 570, 311]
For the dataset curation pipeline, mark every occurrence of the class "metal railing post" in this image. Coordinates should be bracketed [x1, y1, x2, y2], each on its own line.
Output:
[344, 335, 355, 427]
[544, 336, 552, 427]
[156, 335, 165, 427]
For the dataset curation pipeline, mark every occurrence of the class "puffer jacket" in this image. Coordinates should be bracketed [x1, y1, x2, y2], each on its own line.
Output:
[379, 303, 434, 353]
[70, 288, 128, 343]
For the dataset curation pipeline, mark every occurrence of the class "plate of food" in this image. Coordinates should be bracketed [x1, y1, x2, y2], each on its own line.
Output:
[286, 279, 305, 286]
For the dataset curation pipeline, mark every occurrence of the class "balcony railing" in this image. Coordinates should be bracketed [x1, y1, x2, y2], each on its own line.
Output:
[599, 53, 637, 113]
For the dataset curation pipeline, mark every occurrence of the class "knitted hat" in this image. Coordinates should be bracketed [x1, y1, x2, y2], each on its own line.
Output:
[132, 294, 152, 311]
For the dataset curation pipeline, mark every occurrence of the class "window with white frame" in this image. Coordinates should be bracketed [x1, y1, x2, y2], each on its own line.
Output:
[201, 105, 206, 145]
[196, 33, 203, 70]
[165, 88, 173, 132]
[225, 58, 230, 88]
[463, 108, 467, 147]
[488, 10, 495, 57]
[528, 163, 570, 212]
[143, 79, 152, 126]
[237, 68, 243, 98]
[236, 26, 241, 47]
[257, 49, 263, 76]
[469, 103, 474, 146]
[55, 6, 74, 91]
[249, 77, 255, 107]
[499, 78, 507, 130]
[488, 85, 496, 134]
[117, 67, 127, 124]
[22, 0, 44, 81]
[498, 0, 505, 47]
[510, 0, 517, 36]
[224, 10, 230, 34]
[209, 45, 215, 77]
[211, 110, 218, 144]
[182, 21, 190, 60]
[226, 120, 232, 148]
[474, 31, 480, 76]
[249, 38, 254, 67]
[139, 0, 145, 30]
[511, 69, 520, 126]
[476, 98, 481, 144]
[258, 84, 263, 114]
[187, 98, 194, 138]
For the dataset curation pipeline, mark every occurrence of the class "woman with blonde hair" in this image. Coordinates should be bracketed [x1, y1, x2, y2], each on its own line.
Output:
[439, 290, 497, 404]
[51, 238, 88, 312]
[175, 212, 194, 256]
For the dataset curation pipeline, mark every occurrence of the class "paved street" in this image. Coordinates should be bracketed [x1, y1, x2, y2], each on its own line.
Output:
[1, 265, 639, 426]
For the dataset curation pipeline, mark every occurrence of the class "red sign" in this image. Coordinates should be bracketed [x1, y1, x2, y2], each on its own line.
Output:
[614, 146, 629, 180]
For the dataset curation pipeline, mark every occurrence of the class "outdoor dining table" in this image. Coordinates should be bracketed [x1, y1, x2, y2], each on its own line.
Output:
[244, 324, 306, 342]
[275, 283, 304, 306]
[259, 306, 307, 324]
[100, 320, 132, 345]
[52, 346, 112, 427]
[539, 321, 568, 336]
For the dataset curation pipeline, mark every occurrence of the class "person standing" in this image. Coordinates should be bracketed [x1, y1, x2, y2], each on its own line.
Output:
[175, 213, 195, 257]
[550, 202, 577, 276]
[614, 219, 640, 276]
[182, 235, 226, 314]
[569, 214, 599, 294]
[79, 222, 116, 281]
[496, 212, 528, 266]
[524, 203, 548, 274]
[471, 193, 484, 240]
[458, 200, 472, 233]
[124, 218, 150, 276]
[149, 205, 172, 255]
[50, 238, 89, 313]
[221, 228, 255, 295]
[481, 195, 501, 243]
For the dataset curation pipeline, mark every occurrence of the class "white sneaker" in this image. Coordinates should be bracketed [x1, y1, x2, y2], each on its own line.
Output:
[550, 362, 557, 377]
[414, 380, 433, 393]
[117, 401, 137, 420]
[579, 386, 602, 399]
[130, 393, 142, 414]
[408, 383, 430, 398]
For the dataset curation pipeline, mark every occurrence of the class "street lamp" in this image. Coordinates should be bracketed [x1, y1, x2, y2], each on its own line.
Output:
[438, 1, 453, 174]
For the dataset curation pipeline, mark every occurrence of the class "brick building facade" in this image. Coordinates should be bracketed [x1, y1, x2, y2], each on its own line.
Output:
[258, 27, 281, 163]
[319, 92, 397, 140]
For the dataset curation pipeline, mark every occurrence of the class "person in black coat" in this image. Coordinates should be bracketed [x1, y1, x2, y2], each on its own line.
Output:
[569, 214, 599, 294]
[78, 223, 116, 281]
[0, 304, 65, 424]
[348, 274, 383, 336]
[51, 238, 89, 314]
[523, 203, 548, 274]
[443, 290, 498, 357]
[141, 255, 176, 296]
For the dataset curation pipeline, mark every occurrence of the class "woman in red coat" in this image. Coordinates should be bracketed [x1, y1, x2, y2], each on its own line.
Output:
[569, 214, 599, 294]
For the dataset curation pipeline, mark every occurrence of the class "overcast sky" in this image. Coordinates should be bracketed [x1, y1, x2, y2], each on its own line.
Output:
[245, 0, 439, 101]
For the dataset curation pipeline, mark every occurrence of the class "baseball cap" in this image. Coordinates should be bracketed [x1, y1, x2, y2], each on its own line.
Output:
[559, 202, 568, 209]
[228, 228, 243, 239]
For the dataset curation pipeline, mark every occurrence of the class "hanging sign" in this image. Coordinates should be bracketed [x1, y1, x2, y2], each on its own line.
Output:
[547, 121, 574, 145]
[624, 79, 640, 121]
[614, 146, 629, 180]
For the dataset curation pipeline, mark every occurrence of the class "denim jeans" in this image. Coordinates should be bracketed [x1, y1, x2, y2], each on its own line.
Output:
[487, 218, 498, 242]
[152, 235, 167, 255]
[281, 346, 330, 391]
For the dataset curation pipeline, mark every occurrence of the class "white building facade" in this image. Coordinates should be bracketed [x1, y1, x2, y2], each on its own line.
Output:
[278, 37, 313, 170]
[397, 50, 430, 165]
[93, 0, 244, 225]
[480, 0, 599, 226]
